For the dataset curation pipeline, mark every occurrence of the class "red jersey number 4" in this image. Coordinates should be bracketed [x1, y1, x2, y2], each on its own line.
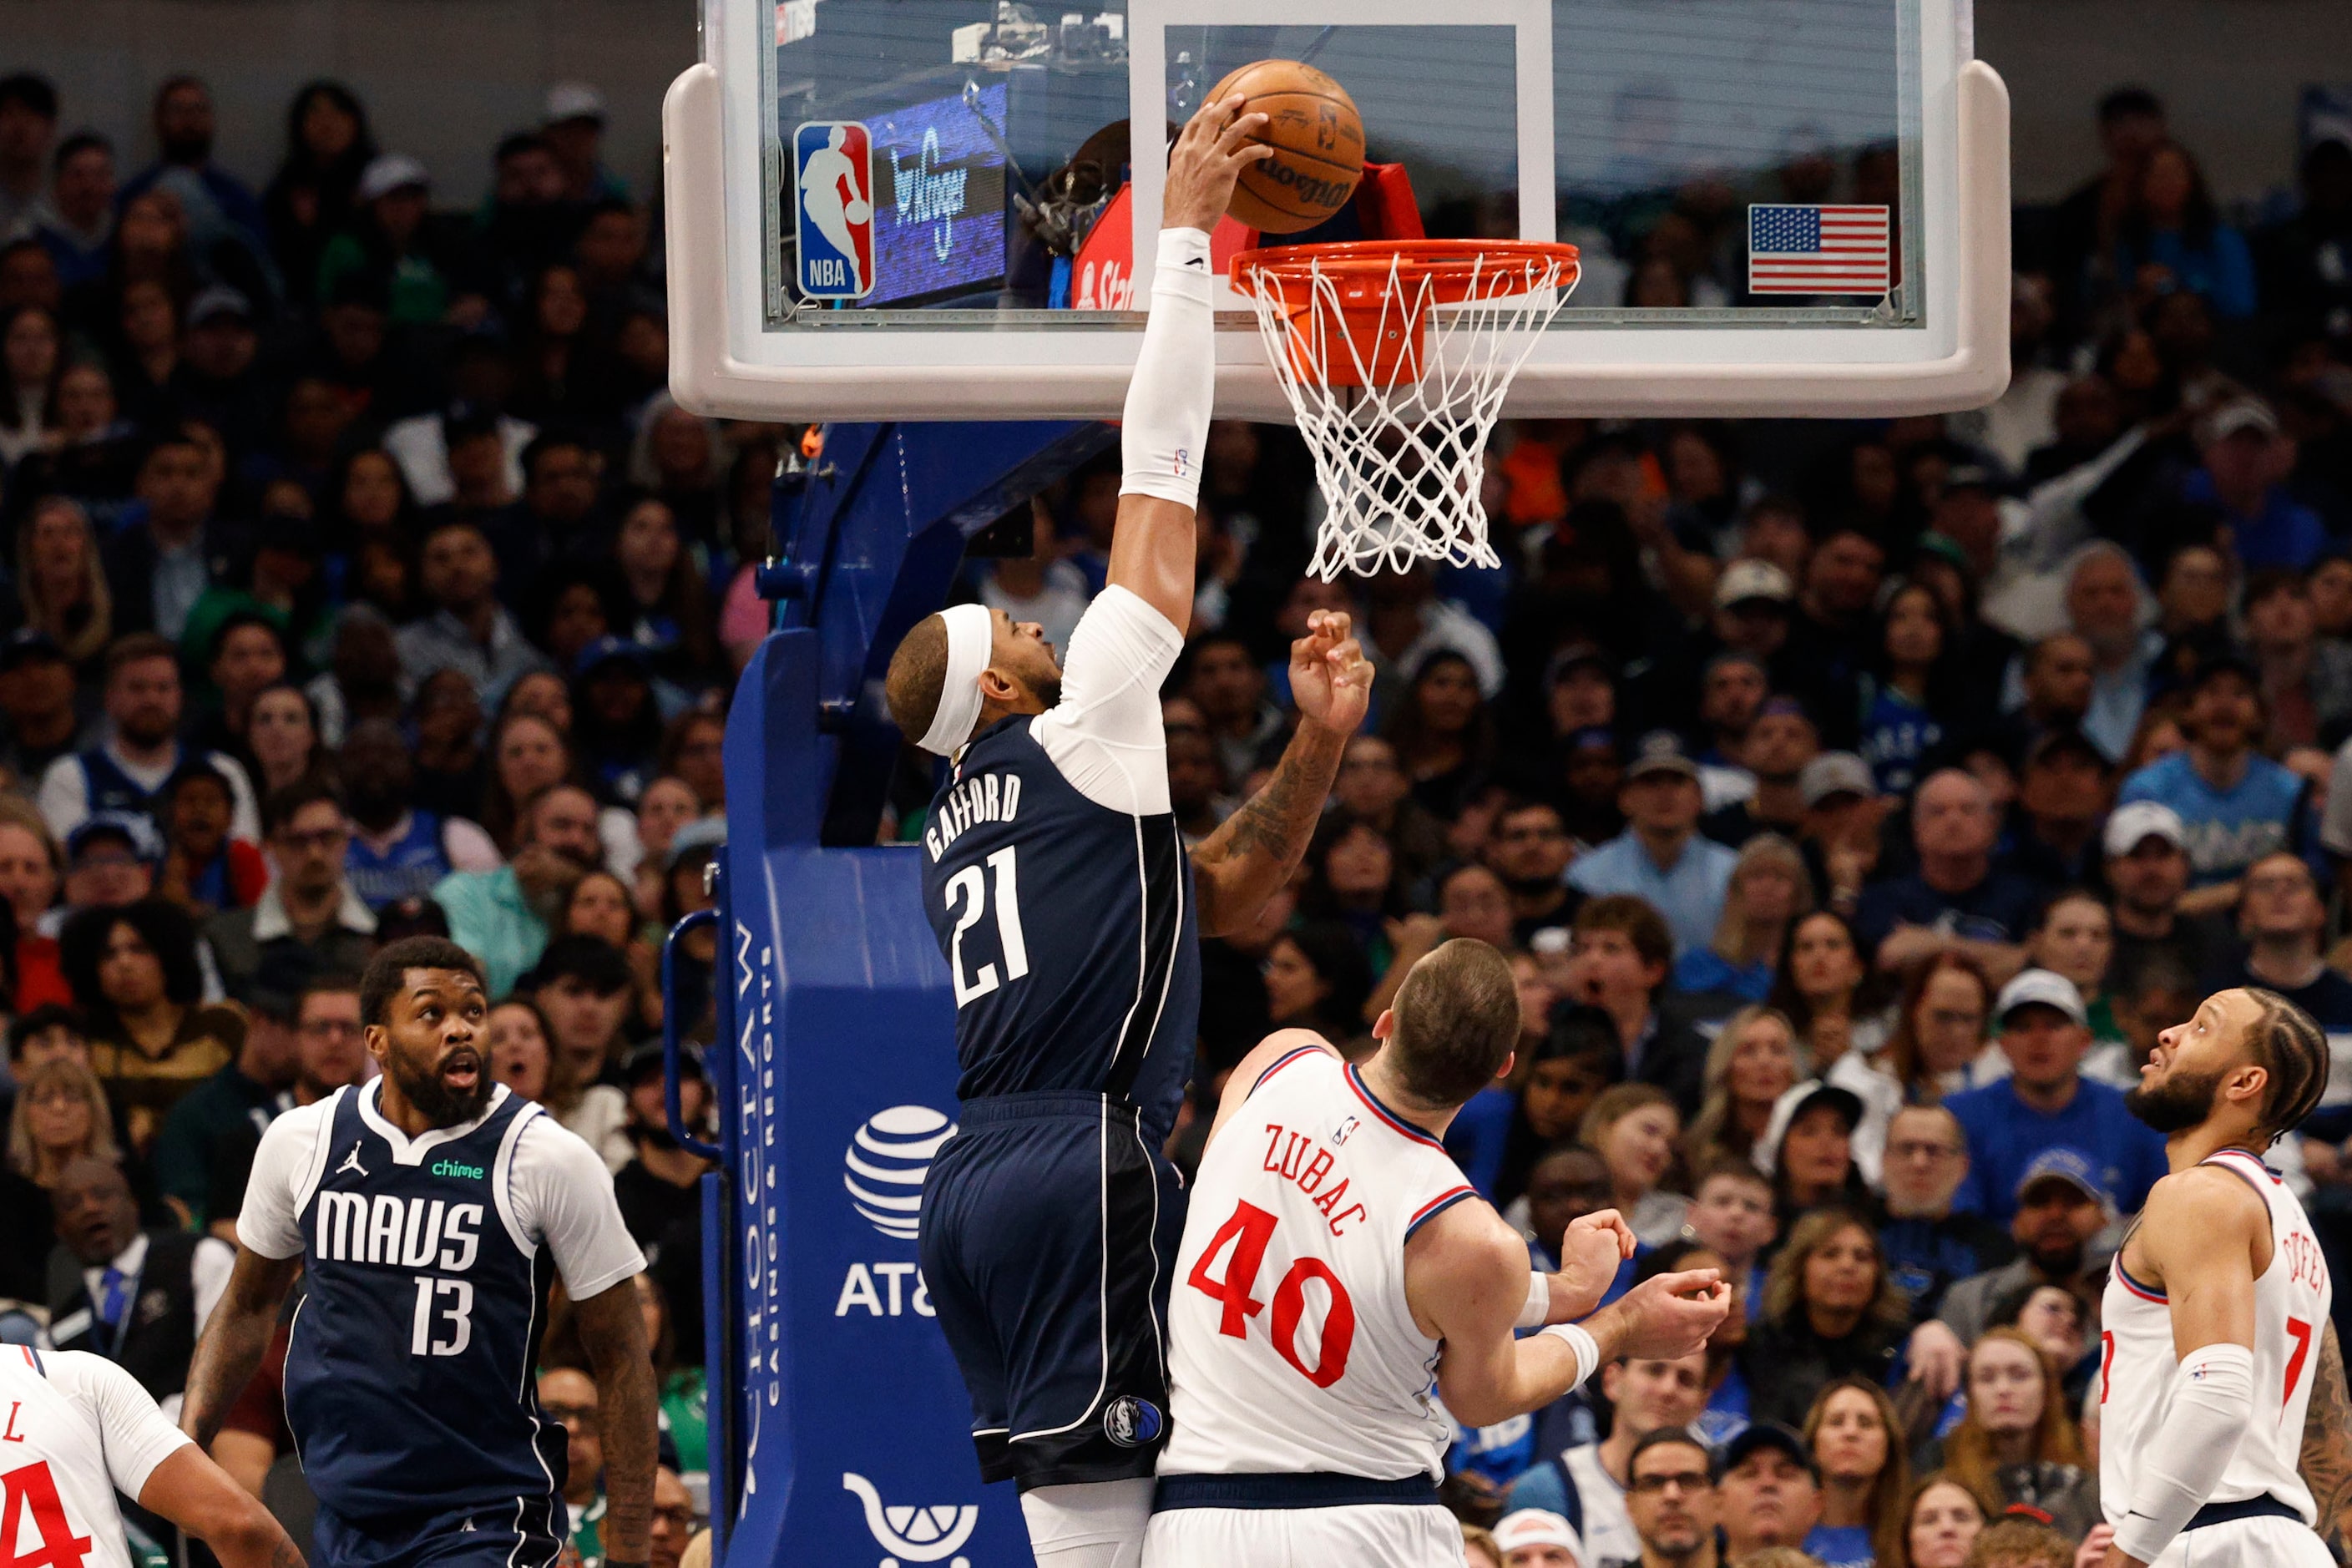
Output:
[0, 1460, 94, 1568]
[1186, 1199, 1358, 1388]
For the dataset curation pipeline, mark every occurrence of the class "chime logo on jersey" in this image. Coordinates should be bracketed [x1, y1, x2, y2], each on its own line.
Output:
[793, 121, 877, 301]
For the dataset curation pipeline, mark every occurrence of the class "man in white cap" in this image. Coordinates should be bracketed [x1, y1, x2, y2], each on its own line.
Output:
[1493, 1507, 1586, 1567]
[543, 82, 626, 203]
[1945, 967, 2169, 1223]
[2105, 800, 2232, 988]
[880, 97, 1370, 1568]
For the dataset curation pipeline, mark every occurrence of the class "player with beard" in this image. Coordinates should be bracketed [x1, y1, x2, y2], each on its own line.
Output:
[180, 938, 657, 1568]
[2097, 986, 2334, 1568]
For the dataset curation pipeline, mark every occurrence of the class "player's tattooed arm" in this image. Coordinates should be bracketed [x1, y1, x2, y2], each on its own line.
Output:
[2297, 1319, 2352, 1560]
[1190, 610, 1370, 938]
[179, 1247, 301, 1447]
[574, 1277, 660, 1565]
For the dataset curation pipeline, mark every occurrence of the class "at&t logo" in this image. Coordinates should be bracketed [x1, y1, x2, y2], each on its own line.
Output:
[844, 1105, 955, 1239]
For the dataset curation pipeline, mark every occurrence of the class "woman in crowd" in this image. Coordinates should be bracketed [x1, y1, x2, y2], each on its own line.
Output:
[0, 1057, 119, 1302]
[2111, 140, 2256, 319]
[1581, 1083, 1687, 1246]
[0, 305, 63, 470]
[62, 898, 245, 1156]
[1901, 1477, 1985, 1568]
[486, 997, 559, 1105]
[1803, 1378, 1910, 1568]
[1684, 1004, 1803, 1174]
[2026, 890, 2122, 1045]
[16, 493, 114, 672]
[1858, 579, 1964, 797]
[478, 707, 602, 857]
[1928, 1328, 2099, 1540]
[1675, 832, 1811, 1001]
[1867, 952, 2000, 1104]
[1383, 650, 1494, 820]
[327, 446, 418, 554]
[614, 495, 719, 679]
[1756, 1082, 1874, 1218]
[246, 684, 334, 797]
[1297, 814, 1411, 974]
[565, 868, 662, 1033]
[264, 81, 377, 309]
[660, 710, 729, 815]
[0, 807, 68, 1011]
[1770, 910, 1892, 1074]
[1262, 922, 1374, 1046]
[1490, 1005, 1615, 1208]
[1743, 1207, 1911, 1428]
[632, 776, 701, 917]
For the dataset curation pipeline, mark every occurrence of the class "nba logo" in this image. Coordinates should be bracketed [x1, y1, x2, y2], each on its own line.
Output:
[792, 121, 876, 300]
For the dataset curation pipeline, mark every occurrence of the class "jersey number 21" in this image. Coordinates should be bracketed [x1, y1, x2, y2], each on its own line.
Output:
[944, 847, 1029, 1007]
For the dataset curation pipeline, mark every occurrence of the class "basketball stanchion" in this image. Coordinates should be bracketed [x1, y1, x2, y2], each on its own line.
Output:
[1230, 239, 1582, 581]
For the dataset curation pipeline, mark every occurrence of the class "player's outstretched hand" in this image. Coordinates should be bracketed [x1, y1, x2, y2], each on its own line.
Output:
[1164, 93, 1274, 235]
[1608, 1269, 1731, 1361]
[1290, 609, 1373, 736]
[1548, 1208, 1638, 1324]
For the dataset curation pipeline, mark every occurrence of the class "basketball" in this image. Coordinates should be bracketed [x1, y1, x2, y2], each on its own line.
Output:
[1206, 58, 1366, 235]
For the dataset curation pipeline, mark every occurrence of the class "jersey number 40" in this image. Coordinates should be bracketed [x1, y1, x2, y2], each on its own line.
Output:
[1187, 1199, 1357, 1388]
[943, 847, 1030, 1008]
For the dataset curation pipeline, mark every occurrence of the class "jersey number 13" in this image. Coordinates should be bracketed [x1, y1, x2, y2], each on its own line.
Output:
[944, 847, 1029, 1008]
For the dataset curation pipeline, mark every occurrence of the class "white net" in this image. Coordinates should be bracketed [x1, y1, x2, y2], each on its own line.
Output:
[1235, 246, 1581, 581]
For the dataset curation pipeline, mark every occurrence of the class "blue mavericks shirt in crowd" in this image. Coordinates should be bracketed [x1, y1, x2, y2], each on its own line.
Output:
[1944, 1076, 2167, 1222]
[1858, 684, 1943, 797]
[2117, 750, 2310, 888]
[1443, 1085, 1515, 1196]
[1852, 868, 2042, 961]
[1672, 946, 1773, 1003]
[346, 810, 454, 910]
[919, 716, 1201, 1142]
[285, 1087, 567, 1521]
[1804, 1523, 1876, 1568]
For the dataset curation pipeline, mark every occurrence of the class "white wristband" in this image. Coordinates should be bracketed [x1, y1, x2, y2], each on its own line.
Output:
[1118, 228, 1216, 509]
[1540, 1323, 1601, 1391]
[1515, 1270, 1550, 1331]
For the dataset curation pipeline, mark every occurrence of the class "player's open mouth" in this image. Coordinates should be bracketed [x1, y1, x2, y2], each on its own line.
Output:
[442, 1051, 482, 1087]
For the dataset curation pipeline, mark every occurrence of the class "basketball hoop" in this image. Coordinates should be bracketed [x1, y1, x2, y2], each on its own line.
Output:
[1230, 240, 1581, 580]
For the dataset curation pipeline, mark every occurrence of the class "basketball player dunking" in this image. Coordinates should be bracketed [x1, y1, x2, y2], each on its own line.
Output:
[879, 94, 1368, 1568]
[1145, 939, 1730, 1567]
[180, 938, 658, 1568]
[2097, 986, 2336, 1568]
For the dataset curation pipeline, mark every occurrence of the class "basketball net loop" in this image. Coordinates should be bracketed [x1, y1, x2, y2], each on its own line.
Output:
[1232, 241, 1581, 582]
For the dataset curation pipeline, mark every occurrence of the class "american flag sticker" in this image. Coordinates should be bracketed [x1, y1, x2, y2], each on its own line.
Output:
[1747, 204, 1891, 296]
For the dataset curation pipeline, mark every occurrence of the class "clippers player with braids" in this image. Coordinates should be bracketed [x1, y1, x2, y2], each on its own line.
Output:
[881, 95, 1372, 1568]
[1146, 939, 1731, 1566]
[2097, 986, 2336, 1568]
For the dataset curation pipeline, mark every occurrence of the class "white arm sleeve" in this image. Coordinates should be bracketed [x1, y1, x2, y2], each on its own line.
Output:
[2111, 1341, 2255, 1563]
[1119, 227, 1216, 508]
[513, 1115, 646, 1301]
[57, 1351, 195, 1498]
[234, 1100, 333, 1259]
[1032, 585, 1184, 815]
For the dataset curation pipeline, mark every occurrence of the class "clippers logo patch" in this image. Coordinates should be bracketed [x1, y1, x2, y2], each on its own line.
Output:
[793, 121, 876, 300]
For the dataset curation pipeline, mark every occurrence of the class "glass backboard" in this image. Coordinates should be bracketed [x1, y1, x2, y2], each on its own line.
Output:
[666, 0, 2008, 419]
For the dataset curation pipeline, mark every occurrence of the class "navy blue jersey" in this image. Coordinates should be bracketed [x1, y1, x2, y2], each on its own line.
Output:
[920, 714, 1201, 1141]
[284, 1086, 565, 1523]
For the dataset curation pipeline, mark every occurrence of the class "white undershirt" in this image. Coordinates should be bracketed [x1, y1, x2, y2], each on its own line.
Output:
[1028, 584, 1185, 816]
[0, 1347, 193, 1568]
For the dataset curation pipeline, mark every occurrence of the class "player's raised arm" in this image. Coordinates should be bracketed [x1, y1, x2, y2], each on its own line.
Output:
[1404, 1198, 1728, 1429]
[1105, 94, 1271, 631]
[2102, 1166, 2268, 1568]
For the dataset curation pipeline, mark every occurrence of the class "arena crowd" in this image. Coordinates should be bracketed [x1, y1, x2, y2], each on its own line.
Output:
[0, 51, 2344, 1568]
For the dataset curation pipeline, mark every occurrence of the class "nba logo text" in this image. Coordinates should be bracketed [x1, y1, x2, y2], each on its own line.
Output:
[793, 120, 877, 300]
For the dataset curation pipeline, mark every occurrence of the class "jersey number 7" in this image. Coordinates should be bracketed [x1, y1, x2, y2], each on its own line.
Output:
[1186, 1199, 1356, 1388]
[943, 847, 1029, 1007]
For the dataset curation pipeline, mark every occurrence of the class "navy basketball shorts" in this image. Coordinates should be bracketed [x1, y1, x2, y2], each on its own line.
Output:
[311, 1495, 566, 1568]
[919, 1090, 1184, 1491]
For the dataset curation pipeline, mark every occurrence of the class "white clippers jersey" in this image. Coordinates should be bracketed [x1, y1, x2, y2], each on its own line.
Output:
[1159, 1048, 1481, 1481]
[2099, 1147, 2334, 1530]
[0, 1346, 195, 1568]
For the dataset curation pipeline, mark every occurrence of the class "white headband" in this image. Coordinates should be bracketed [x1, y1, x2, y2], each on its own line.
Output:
[918, 603, 994, 756]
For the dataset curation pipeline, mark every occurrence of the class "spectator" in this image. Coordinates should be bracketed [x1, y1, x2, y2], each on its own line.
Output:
[1902, 1476, 1986, 1568]
[1296, 814, 1411, 966]
[1505, 1350, 1712, 1559]
[432, 781, 601, 997]
[2099, 802, 2228, 986]
[1799, 1378, 1908, 1568]
[2112, 140, 2257, 320]
[38, 632, 260, 845]
[1488, 1509, 1582, 1568]
[1859, 579, 1963, 797]
[35, 132, 114, 292]
[1935, 1148, 2114, 1347]
[0, 1057, 117, 1304]
[1854, 770, 2036, 980]
[0, 627, 93, 792]
[1946, 969, 2165, 1222]
[395, 518, 554, 696]
[1703, 695, 1820, 848]
[1459, 1523, 1504, 1568]
[1569, 733, 1738, 959]
[339, 717, 488, 912]
[2183, 400, 2324, 569]
[611, 1041, 709, 1252]
[537, 1366, 609, 1568]
[281, 974, 367, 1109]
[2022, 890, 2121, 1047]
[262, 82, 376, 309]
[629, 776, 699, 918]
[205, 781, 377, 1001]
[1563, 896, 1709, 1115]
[1959, 1518, 2074, 1568]
[1878, 1105, 2013, 1319]
[526, 933, 638, 1154]
[1262, 923, 1373, 1043]
[1620, 1427, 1721, 1568]
[2243, 566, 2352, 750]
[149, 947, 306, 1225]
[648, 1468, 696, 1568]
[1333, 735, 1448, 888]
[1676, 833, 1811, 1001]
[1384, 649, 1496, 821]
[1798, 753, 1886, 921]
[1583, 1083, 1687, 1246]
[119, 78, 269, 256]
[479, 707, 579, 854]
[0, 74, 57, 239]
[1990, 636, 2097, 769]
[1999, 732, 2114, 898]
[2213, 852, 2352, 1141]
[47, 1156, 234, 1412]
[1743, 1209, 1909, 1428]
[104, 433, 250, 645]
[1769, 910, 1892, 1075]
[1485, 797, 1581, 945]
[1682, 1161, 1780, 1323]
[1754, 1081, 1871, 1219]
[59, 811, 162, 912]
[658, 710, 727, 815]
[1490, 1009, 1614, 1206]
[2121, 650, 2304, 898]
[1715, 1423, 1824, 1564]
[245, 684, 331, 799]
[564, 868, 659, 1028]
[1926, 1328, 2097, 1540]
[1685, 1006, 1803, 1176]
[154, 760, 266, 917]
[486, 996, 559, 1105]
[65, 898, 243, 1154]
[2086, 955, 2197, 1090]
